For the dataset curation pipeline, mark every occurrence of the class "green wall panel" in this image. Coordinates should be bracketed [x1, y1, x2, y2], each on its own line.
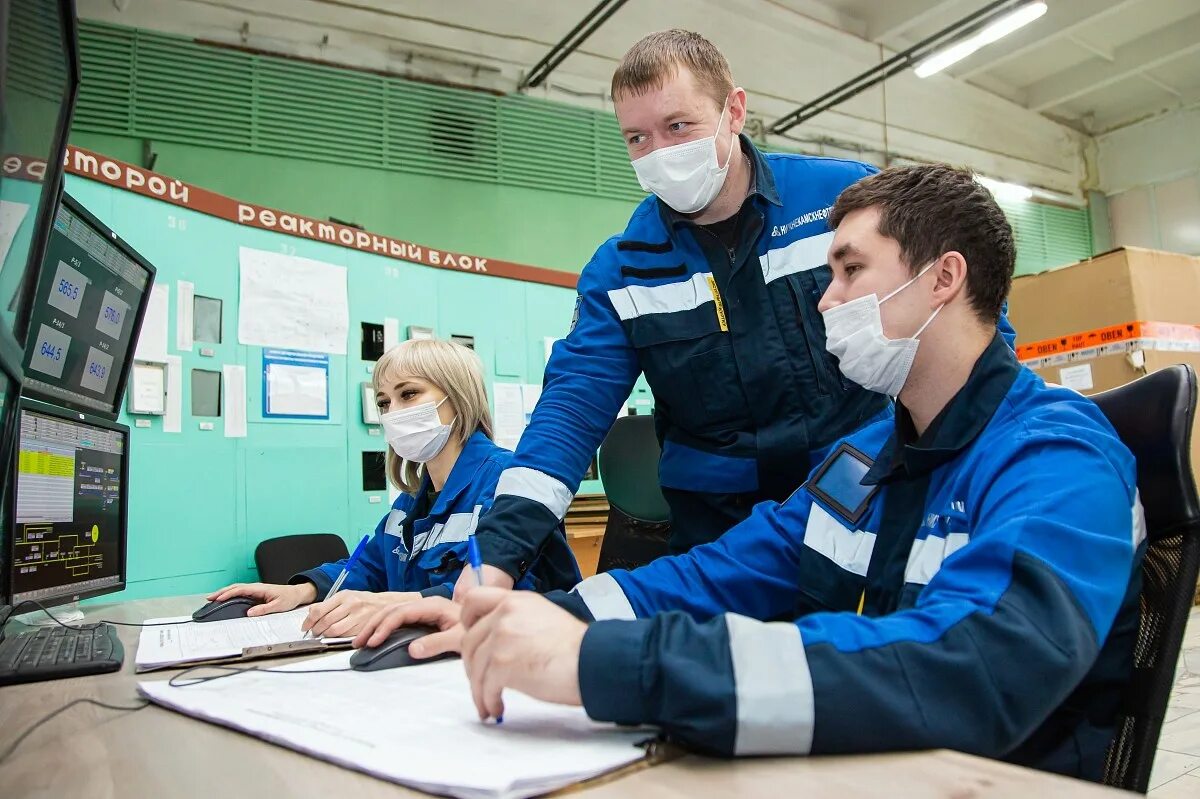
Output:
[64, 174, 594, 603]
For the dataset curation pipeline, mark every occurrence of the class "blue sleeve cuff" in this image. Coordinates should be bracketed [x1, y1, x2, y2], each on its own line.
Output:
[421, 583, 453, 599]
[545, 590, 595, 621]
[290, 569, 331, 596]
[579, 619, 653, 726]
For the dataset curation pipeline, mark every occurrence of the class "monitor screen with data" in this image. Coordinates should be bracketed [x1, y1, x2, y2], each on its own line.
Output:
[5, 399, 128, 607]
[21, 195, 155, 418]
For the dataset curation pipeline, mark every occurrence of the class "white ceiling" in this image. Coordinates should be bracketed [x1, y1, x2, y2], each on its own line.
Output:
[822, 0, 1200, 134]
[81, 0, 1196, 194]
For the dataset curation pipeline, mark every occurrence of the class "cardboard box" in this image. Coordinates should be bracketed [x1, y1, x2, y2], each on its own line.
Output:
[1008, 247, 1200, 603]
[1009, 246, 1200, 396]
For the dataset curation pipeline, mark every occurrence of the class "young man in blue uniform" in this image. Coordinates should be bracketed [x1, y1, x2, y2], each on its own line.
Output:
[463, 30, 1014, 594]
[366, 164, 1143, 781]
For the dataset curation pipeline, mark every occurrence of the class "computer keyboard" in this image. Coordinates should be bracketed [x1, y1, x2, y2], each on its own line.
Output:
[0, 624, 124, 686]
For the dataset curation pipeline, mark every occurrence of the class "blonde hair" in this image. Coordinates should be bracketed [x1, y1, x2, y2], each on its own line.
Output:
[373, 339, 493, 494]
[611, 29, 734, 109]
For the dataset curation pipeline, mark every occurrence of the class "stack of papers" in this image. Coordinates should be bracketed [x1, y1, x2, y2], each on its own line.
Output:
[138, 652, 651, 799]
[135, 608, 350, 671]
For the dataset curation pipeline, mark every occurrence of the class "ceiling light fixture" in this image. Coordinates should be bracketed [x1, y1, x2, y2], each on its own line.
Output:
[915, 1, 1048, 78]
[977, 175, 1034, 202]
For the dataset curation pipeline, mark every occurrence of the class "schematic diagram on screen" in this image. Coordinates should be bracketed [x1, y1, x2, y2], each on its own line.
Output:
[12, 414, 124, 590]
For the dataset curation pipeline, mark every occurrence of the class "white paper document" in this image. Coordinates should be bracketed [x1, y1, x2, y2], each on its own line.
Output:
[135, 608, 349, 671]
[492, 382, 525, 451]
[0, 200, 29, 270]
[266, 362, 328, 417]
[163, 355, 183, 433]
[130, 361, 166, 415]
[176, 280, 195, 351]
[133, 283, 169, 363]
[223, 364, 248, 437]
[238, 247, 349, 355]
[138, 654, 650, 799]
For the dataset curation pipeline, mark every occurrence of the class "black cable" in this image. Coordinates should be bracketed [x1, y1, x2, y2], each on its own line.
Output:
[168, 663, 354, 688]
[1, 600, 194, 637]
[0, 698, 149, 764]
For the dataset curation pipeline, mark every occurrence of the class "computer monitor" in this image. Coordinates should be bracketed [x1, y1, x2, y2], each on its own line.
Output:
[21, 194, 156, 418]
[0, 0, 81, 347]
[2, 397, 128, 609]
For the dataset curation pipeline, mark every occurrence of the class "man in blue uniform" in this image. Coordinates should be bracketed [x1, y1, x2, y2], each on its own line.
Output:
[388, 164, 1142, 781]
[466, 30, 1014, 592]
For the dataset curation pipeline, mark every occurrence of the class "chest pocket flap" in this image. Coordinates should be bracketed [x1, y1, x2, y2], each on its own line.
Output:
[795, 501, 875, 611]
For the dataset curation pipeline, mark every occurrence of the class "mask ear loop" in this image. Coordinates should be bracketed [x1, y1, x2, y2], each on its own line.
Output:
[880, 258, 940, 305]
[716, 98, 736, 170]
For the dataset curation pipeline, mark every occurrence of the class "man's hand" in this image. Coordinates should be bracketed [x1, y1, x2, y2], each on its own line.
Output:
[205, 582, 316, 617]
[452, 564, 515, 601]
[301, 590, 419, 638]
[460, 588, 586, 721]
[353, 596, 465, 660]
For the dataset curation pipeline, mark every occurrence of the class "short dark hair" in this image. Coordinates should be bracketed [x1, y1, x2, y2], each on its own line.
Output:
[829, 164, 1015, 325]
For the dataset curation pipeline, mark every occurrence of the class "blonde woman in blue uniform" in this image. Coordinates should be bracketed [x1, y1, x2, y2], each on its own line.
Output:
[206, 339, 579, 637]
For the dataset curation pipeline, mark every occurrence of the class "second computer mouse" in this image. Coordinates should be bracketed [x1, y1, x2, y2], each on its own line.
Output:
[349, 625, 456, 672]
[192, 597, 264, 622]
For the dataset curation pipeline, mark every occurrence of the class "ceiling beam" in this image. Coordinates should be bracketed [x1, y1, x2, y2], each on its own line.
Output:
[863, 0, 970, 43]
[957, 0, 1141, 79]
[1026, 10, 1200, 111]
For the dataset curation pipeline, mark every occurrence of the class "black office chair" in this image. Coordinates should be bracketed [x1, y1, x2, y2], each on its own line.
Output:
[1095, 365, 1200, 793]
[595, 415, 672, 573]
[254, 533, 350, 585]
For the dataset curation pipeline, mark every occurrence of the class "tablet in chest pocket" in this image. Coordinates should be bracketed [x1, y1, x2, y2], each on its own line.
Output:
[803, 443, 877, 527]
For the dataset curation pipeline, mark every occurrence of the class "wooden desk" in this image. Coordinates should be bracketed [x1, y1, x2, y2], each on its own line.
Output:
[0, 596, 1130, 798]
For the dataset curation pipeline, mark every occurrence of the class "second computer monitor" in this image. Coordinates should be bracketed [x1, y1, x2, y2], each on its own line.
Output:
[21, 194, 155, 418]
[3, 397, 128, 608]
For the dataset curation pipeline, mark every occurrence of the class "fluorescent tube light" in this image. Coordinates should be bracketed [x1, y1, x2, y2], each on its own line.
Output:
[977, 175, 1034, 202]
[915, 2, 1048, 78]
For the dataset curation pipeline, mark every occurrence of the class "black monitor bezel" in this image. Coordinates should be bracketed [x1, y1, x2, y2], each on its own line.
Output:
[22, 192, 157, 420]
[6, 0, 82, 348]
[4, 395, 129, 608]
[0, 330, 24, 607]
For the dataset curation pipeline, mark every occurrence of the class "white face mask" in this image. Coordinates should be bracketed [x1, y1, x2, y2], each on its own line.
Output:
[630, 99, 735, 214]
[380, 397, 456, 463]
[822, 261, 944, 397]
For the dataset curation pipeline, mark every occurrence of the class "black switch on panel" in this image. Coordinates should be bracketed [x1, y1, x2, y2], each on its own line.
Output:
[362, 322, 385, 361]
[362, 450, 386, 492]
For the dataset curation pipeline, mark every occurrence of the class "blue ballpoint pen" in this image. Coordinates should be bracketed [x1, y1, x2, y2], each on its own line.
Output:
[467, 534, 484, 587]
[302, 533, 370, 639]
[466, 534, 501, 723]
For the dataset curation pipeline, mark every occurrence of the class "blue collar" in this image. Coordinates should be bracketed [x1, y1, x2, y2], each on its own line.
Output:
[864, 332, 1021, 485]
[414, 429, 497, 516]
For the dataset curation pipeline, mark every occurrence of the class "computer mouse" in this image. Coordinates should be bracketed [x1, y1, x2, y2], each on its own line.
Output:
[349, 625, 456, 671]
[192, 597, 264, 622]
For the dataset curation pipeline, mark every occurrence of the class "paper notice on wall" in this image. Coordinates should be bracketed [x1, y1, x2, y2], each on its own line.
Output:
[0, 200, 29, 272]
[522, 384, 541, 425]
[493, 382, 525, 451]
[383, 317, 400, 353]
[1059, 363, 1094, 392]
[164, 355, 183, 433]
[134, 283, 169, 363]
[176, 280, 195, 351]
[238, 247, 348, 355]
[223, 365, 248, 437]
[543, 336, 559, 365]
[264, 350, 330, 418]
[130, 362, 167, 415]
